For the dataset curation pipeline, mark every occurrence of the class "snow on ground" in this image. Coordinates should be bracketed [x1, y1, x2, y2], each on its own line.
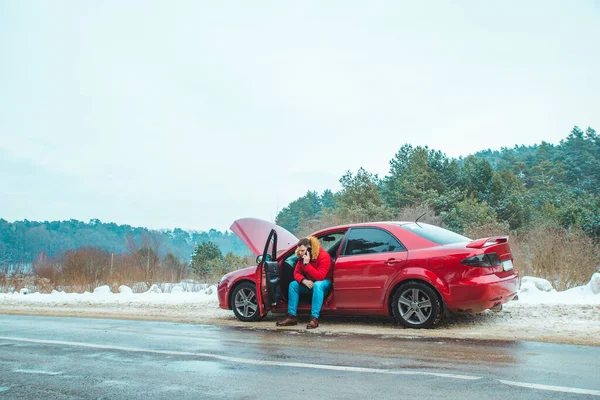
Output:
[1, 274, 599, 346]
[4, 283, 219, 305]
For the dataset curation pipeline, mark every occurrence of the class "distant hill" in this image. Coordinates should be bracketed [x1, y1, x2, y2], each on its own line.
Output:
[0, 218, 250, 267]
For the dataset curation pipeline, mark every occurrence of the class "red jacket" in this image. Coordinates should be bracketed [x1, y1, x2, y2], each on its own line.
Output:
[294, 245, 333, 283]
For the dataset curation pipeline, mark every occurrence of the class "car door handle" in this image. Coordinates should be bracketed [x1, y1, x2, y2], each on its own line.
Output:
[385, 258, 401, 265]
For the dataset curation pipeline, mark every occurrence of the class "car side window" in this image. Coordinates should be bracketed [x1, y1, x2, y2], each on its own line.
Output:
[342, 228, 406, 256]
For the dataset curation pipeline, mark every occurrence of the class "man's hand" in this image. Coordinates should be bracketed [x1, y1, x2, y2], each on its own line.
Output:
[302, 279, 314, 289]
[302, 253, 310, 265]
[303, 279, 314, 289]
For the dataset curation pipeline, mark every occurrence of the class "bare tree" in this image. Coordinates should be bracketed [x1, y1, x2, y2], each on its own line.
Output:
[61, 247, 111, 291]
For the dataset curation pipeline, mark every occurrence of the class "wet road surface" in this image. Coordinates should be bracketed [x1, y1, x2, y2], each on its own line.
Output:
[0, 315, 598, 399]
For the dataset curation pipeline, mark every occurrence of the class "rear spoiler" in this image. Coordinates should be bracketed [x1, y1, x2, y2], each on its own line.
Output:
[466, 236, 509, 249]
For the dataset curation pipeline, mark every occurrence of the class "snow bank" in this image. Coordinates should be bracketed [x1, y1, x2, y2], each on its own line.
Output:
[118, 285, 133, 295]
[93, 285, 111, 295]
[517, 273, 600, 305]
[520, 276, 555, 293]
[171, 286, 184, 294]
[0, 283, 219, 305]
[146, 284, 162, 294]
[589, 273, 600, 295]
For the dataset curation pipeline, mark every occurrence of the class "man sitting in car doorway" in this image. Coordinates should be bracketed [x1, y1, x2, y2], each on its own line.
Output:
[276, 236, 333, 329]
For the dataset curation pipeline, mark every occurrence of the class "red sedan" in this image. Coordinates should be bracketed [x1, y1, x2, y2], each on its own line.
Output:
[218, 218, 519, 328]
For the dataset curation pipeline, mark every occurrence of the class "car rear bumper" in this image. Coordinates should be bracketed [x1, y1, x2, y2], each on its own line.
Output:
[445, 273, 519, 313]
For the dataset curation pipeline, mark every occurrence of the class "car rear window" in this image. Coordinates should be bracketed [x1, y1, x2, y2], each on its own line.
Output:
[400, 223, 470, 245]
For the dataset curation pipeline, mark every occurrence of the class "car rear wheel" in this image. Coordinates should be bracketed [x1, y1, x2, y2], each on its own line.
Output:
[392, 281, 442, 329]
[231, 282, 260, 322]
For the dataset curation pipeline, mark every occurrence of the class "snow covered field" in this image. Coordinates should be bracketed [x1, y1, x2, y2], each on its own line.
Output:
[1, 274, 599, 347]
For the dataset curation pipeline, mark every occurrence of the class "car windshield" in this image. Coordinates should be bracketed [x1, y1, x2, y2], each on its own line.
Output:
[401, 223, 470, 245]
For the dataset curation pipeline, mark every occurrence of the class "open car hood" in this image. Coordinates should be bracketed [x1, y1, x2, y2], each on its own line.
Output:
[230, 217, 299, 256]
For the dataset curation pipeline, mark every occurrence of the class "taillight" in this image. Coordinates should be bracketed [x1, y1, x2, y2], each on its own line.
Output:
[461, 252, 501, 267]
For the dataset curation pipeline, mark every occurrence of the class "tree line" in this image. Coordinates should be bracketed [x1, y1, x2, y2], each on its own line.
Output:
[0, 218, 249, 268]
[276, 126, 600, 238]
[0, 219, 251, 290]
[21, 237, 250, 292]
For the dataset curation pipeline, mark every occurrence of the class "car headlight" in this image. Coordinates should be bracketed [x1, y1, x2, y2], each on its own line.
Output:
[219, 273, 230, 284]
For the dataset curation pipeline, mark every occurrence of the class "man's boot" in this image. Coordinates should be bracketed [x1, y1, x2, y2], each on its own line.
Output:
[276, 314, 298, 326]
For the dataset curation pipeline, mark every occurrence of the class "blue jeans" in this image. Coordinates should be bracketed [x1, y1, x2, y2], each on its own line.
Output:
[287, 279, 332, 319]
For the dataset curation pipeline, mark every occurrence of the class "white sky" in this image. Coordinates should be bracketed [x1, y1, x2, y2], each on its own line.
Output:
[1, 1, 599, 231]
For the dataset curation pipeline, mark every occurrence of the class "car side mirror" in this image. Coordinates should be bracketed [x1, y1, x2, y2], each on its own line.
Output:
[256, 254, 271, 264]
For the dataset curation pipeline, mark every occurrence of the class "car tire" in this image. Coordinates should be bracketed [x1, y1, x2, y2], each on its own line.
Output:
[392, 281, 442, 329]
[231, 282, 260, 322]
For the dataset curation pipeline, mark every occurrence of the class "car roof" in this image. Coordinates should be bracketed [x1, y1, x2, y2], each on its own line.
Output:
[311, 221, 416, 235]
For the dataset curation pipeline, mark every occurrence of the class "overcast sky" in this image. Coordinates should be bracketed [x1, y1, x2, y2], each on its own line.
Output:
[1, 1, 599, 232]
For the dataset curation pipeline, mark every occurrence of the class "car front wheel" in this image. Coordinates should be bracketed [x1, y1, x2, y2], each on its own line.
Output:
[231, 282, 260, 322]
[392, 281, 442, 329]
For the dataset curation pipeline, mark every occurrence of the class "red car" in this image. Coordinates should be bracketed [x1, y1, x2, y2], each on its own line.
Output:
[218, 218, 519, 328]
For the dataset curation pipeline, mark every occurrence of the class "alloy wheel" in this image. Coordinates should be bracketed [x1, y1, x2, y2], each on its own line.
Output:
[397, 287, 433, 325]
[234, 287, 258, 319]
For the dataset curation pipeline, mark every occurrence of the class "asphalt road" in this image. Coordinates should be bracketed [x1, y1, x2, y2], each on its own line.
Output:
[0, 315, 598, 399]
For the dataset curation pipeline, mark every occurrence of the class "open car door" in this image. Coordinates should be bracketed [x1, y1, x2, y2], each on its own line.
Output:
[259, 229, 281, 314]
